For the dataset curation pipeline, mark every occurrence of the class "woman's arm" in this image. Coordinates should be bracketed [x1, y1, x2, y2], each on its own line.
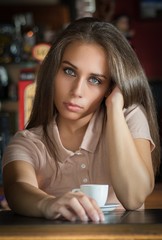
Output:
[3, 161, 104, 222]
[3, 161, 49, 216]
[105, 87, 154, 210]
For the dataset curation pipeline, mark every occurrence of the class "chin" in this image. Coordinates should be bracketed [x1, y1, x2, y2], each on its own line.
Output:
[61, 112, 83, 120]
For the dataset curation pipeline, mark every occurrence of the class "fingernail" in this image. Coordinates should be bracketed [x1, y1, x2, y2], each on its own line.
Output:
[71, 216, 77, 222]
[82, 215, 89, 222]
[100, 214, 105, 222]
[93, 214, 99, 222]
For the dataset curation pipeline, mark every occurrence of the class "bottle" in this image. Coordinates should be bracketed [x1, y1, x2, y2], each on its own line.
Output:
[10, 14, 23, 63]
[21, 13, 38, 62]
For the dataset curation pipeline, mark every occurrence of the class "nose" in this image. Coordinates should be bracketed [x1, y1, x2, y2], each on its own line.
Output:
[70, 77, 85, 98]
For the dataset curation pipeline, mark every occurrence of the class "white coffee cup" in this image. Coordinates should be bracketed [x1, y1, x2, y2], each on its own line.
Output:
[73, 184, 109, 207]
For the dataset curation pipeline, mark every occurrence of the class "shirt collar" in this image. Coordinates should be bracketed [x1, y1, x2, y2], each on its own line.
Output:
[49, 107, 105, 162]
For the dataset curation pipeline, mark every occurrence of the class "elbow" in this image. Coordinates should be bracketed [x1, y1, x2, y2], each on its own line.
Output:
[122, 199, 144, 211]
[122, 196, 145, 210]
[121, 183, 155, 211]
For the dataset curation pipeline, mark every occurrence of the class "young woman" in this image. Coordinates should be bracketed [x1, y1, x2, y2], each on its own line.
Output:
[2, 17, 160, 222]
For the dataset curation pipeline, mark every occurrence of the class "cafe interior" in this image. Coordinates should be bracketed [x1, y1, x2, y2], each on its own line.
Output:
[0, 0, 162, 239]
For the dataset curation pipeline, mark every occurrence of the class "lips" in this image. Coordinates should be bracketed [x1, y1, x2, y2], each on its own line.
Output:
[64, 102, 83, 112]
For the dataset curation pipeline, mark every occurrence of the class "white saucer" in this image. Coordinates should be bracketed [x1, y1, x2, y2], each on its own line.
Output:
[100, 203, 120, 212]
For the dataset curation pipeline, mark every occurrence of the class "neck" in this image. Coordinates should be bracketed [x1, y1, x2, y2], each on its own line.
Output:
[56, 114, 93, 152]
[57, 114, 93, 134]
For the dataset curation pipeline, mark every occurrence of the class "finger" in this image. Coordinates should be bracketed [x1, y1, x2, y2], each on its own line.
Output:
[52, 205, 77, 222]
[46, 193, 86, 222]
[89, 198, 105, 222]
[72, 192, 103, 222]
[61, 192, 89, 221]
[78, 195, 102, 222]
[67, 195, 89, 222]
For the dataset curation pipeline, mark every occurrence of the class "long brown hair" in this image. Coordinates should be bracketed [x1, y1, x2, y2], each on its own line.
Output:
[26, 17, 160, 174]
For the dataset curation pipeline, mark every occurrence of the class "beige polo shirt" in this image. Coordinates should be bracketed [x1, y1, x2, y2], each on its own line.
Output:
[2, 104, 154, 208]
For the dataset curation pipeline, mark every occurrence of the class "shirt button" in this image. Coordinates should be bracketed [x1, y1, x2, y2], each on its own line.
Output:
[75, 150, 82, 155]
[81, 164, 86, 169]
[83, 178, 88, 183]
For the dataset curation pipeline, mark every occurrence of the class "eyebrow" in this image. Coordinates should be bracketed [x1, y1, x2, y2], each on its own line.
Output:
[62, 60, 108, 80]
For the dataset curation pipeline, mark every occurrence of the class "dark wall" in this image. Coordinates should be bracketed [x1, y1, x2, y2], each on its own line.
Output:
[116, 0, 162, 181]
[115, 0, 162, 80]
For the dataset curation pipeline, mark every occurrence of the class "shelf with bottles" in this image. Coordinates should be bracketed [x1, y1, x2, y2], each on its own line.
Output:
[0, 2, 70, 65]
[0, 61, 37, 106]
[0, 2, 70, 114]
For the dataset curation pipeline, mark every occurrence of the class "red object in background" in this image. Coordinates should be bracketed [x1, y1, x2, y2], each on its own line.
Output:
[18, 80, 33, 130]
[18, 67, 36, 130]
[18, 43, 50, 130]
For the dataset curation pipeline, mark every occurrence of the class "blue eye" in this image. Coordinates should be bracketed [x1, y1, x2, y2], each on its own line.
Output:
[64, 68, 75, 76]
[89, 77, 101, 85]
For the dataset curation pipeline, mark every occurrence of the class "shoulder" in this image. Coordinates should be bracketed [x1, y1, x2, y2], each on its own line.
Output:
[123, 104, 149, 130]
[123, 104, 155, 149]
[2, 126, 45, 168]
[123, 104, 147, 121]
[2, 119, 58, 169]
[15, 126, 43, 140]
[6, 126, 45, 151]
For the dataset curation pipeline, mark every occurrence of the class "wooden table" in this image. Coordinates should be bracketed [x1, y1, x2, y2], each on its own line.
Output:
[0, 209, 162, 240]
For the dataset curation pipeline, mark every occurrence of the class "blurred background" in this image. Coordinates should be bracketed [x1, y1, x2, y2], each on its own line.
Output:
[0, 0, 162, 184]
